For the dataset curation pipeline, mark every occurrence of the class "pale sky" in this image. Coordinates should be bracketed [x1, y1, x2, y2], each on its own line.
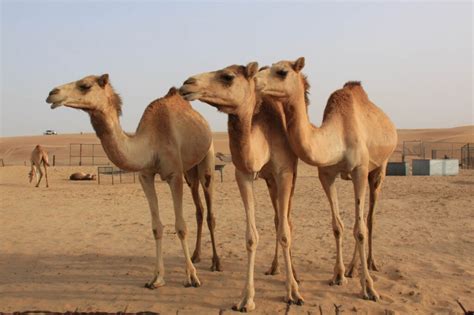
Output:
[1, 1, 472, 137]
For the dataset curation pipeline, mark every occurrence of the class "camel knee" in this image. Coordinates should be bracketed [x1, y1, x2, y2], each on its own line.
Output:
[353, 228, 366, 244]
[246, 232, 259, 252]
[196, 208, 204, 224]
[175, 221, 188, 240]
[206, 214, 216, 230]
[332, 220, 344, 238]
[278, 226, 291, 248]
[152, 224, 164, 240]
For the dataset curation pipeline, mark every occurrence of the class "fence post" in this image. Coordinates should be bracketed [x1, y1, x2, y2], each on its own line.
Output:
[79, 144, 82, 166]
[53, 155, 56, 166]
[92, 144, 95, 166]
[468, 143, 471, 169]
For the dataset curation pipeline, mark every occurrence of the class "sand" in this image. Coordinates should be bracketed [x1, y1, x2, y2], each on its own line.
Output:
[1, 127, 473, 314]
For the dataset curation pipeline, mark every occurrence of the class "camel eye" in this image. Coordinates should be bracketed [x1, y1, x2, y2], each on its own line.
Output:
[276, 70, 288, 78]
[221, 73, 235, 83]
[79, 84, 91, 91]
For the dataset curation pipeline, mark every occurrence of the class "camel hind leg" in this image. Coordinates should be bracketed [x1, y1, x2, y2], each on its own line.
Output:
[367, 162, 387, 271]
[43, 161, 49, 188]
[35, 164, 44, 188]
[185, 166, 205, 264]
[197, 144, 222, 271]
[264, 176, 280, 276]
[347, 162, 387, 276]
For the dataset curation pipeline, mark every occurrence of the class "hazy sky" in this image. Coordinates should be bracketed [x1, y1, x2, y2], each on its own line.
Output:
[1, 1, 472, 137]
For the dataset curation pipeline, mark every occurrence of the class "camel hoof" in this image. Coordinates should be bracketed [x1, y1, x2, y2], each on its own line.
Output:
[330, 274, 348, 286]
[264, 265, 280, 276]
[232, 305, 247, 313]
[285, 298, 304, 306]
[345, 266, 358, 278]
[211, 257, 222, 272]
[144, 282, 157, 290]
[296, 298, 304, 306]
[191, 253, 201, 264]
[362, 290, 380, 302]
[367, 259, 379, 271]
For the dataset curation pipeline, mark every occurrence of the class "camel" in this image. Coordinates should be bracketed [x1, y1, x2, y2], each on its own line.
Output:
[256, 57, 397, 301]
[69, 172, 97, 180]
[46, 74, 221, 289]
[29, 145, 49, 188]
[180, 62, 302, 311]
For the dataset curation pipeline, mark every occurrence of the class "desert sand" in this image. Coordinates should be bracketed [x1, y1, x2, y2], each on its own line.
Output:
[0, 127, 473, 314]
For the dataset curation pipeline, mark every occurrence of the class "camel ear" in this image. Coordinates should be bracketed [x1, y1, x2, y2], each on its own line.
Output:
[245, 62, 259, 79]
[292, 57, 305, 72]
[98, 74, 109, 88]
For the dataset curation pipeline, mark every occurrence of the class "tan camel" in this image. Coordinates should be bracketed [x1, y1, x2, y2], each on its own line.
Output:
[180, 63, 302, 311]
[29, 145, 50, 187]
[256, 57, 397, 301]
[69, 172, 97, 180]
[46, 74, 221, 289]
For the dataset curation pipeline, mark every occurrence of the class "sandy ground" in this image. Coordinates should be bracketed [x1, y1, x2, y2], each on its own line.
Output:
[0, 128, 473, 314]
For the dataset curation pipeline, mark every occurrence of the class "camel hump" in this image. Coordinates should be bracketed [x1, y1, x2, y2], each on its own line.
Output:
[343, 81, 362, 88]
[343, 81, 369, 101]
[166, 87, 179, 97]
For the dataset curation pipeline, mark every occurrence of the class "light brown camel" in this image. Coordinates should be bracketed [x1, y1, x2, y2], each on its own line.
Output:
[180, 62, 302, 311]
[69, 172, 97, 180]
[256, 57, 397, 301]
[29, 145, 49, 188]
[46, 74, 221, 289]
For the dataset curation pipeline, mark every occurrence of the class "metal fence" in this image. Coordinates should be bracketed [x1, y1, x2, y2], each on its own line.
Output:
[69, 143, 111, 166]
[461, 143, 474, 169]
[402, 141, 471, 168]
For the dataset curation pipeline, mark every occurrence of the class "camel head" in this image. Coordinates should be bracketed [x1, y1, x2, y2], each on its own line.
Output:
[256, 57, 308, 103]
[46, 74, 122, 116]
[179, 62, 259, 115]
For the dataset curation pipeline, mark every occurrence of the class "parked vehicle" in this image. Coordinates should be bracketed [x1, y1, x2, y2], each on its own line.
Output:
[43, 130, 57, 135]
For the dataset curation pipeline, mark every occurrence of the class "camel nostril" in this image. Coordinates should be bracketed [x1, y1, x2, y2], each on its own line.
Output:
[49, 88, 60, 96]
[183, 78, 197, 86]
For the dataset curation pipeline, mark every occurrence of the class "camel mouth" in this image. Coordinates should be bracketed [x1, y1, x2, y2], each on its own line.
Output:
[259, 89, 287, 98]
[50, 103, 62, 109]
[178, 86, 201, 101]
[181, 92, 201, 101]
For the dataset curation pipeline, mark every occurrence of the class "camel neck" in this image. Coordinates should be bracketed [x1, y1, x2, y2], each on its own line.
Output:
[284, 94, 342, 166]
[226, 98, 266, 173]
[89, 109, 152, 171]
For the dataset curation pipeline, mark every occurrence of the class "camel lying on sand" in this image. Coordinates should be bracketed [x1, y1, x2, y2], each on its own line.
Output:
[69, 172, 97, 180]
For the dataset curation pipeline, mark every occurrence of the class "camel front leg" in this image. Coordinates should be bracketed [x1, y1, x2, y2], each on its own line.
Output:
[35, 166, 43, 187]
[319, 170, 347, 285]
[168, 173, 200, 288]
[351, 166, 379, 301]
[232, 169, 258, 312]
[276, 171, 303, 305]
[139, 172, 166, 289]
[264, 177, 280, 276]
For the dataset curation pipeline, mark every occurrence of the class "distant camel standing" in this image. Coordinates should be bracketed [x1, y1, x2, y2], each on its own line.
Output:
[29, 145, 49, 188]
[46, 74, 221, 289]
[256, 57, 397, 301]
[180, 62, 302, 311]
[69, 172, 97, 180]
